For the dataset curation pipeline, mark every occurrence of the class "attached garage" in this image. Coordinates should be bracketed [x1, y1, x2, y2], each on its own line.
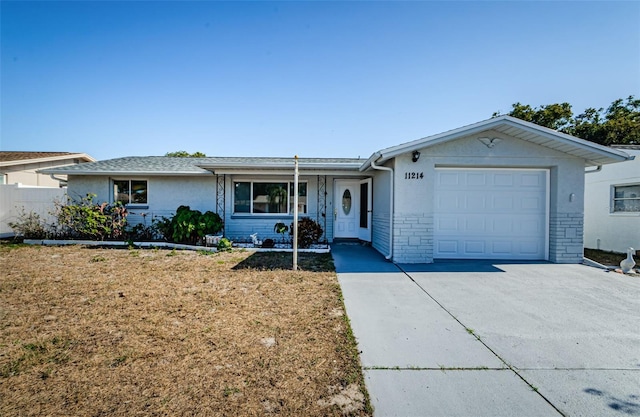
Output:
[361, 115, 633, 264]
[433, 168, 548, 260]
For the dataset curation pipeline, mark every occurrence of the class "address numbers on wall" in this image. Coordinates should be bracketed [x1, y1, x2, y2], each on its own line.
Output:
[404, 172, 424, 180]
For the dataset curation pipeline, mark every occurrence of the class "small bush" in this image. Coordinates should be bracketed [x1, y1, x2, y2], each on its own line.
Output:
[217, 238, 232, 252]
[290, 217, 323, 248]
[162, 206, 223, 245]
[261, 238, 275, 248]
[52, 194, 128, 241]
[8, 208, 48, 239]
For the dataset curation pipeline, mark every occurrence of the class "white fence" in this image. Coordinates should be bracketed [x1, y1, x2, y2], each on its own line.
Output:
[0, 184, 65, 238]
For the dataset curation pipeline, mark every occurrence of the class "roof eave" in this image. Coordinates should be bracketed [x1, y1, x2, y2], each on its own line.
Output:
[363, 116, 634, 168]
[0, 153, 95, 167]
[198, 162, 361, 169]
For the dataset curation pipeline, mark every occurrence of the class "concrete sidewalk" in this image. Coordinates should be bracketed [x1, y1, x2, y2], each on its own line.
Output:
[332, 243, 640, 417]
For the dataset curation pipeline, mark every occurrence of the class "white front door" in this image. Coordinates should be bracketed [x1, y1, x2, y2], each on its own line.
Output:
[334, 180, 360, 239]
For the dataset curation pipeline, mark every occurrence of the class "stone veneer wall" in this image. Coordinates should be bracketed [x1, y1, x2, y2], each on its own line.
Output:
[391, 212, 434, 264]
[549, 212, 584, 263]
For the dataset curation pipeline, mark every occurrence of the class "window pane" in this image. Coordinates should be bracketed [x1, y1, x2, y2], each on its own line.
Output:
[234, 182, 251, 213]
[113, 180, 130, 204]
[131, 180, 147, 204]
[614, 199, 640, 212]
[614, 185, 640, 199]
[360, 182, 368, 228]
[253, 183, 288, 214]
[289, 183, 307, 214]
[342, 189, 352, 215]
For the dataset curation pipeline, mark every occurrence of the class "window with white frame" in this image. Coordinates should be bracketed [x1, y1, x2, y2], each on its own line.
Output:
[234, 181, 307, 214]
[613, 184, 640, 212]
[113, 179, 148, 205]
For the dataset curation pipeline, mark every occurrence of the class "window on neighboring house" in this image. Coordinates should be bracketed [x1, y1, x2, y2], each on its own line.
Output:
[0, 173, 5, 185]
[234, 181, 307, 214]
[613, 184, 640, 212]
[113, 180, 148, 205]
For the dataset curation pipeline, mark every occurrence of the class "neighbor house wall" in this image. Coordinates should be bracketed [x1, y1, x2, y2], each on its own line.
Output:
[390, 132, 587, 264]
[584, 149, 640, 253]
[2, 158, 83, 187]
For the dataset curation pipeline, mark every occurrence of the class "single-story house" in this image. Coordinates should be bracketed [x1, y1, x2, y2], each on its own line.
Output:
[584, 145, 640, 253]
[0, 151, 95, 187]
[41, 116, 633, 264]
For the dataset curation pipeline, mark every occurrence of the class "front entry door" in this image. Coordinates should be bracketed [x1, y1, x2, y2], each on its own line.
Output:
[334, 179, 371, 241]
[334, 180, 359, 239]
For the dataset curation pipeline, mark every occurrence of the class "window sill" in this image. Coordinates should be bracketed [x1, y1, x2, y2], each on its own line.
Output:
[609, 212, 640, 216]
[126, 205, 149, 209]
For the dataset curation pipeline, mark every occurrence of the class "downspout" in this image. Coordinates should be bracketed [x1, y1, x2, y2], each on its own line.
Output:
[49, 174, 68, 187]
[370, 157, 394, 260]
[585, 166, 602, 174]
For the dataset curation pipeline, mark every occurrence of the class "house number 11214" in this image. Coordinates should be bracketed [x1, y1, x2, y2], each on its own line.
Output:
[404, 172, 424, 180]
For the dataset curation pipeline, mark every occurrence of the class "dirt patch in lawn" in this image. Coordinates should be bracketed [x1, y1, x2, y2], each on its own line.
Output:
[0, 245, 371, 416]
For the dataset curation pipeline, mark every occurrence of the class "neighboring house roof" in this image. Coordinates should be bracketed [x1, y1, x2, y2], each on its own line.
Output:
[40, 156, 364, 176]
[0, 151, 95, 166]
[360, 115, 633, 170]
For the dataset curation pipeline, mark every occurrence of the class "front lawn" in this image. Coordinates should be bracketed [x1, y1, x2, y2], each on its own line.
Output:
[0, 245, 370, 416]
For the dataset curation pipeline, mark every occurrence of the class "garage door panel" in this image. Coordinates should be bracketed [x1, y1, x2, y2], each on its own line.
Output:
[434, 169, 548, 260]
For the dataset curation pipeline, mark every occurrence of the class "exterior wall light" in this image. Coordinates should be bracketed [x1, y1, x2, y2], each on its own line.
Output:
[412, 150, 421, 162]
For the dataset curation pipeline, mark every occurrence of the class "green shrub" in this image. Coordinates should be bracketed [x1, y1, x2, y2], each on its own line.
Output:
[161, 206, 224, 245]
[217, 237, 232, 252]
[53, 194, 128, 240]
[290, 217, 323, 248]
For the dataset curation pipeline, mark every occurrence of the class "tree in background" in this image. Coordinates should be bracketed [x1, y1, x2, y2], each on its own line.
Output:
[165, 151, 207, 157]
[493, 96, 639, 145]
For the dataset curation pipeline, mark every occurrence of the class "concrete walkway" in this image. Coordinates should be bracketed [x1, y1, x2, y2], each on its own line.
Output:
[331, 243, 640, 417]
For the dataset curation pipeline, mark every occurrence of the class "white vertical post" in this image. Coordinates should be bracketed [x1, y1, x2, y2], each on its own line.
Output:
[293, 155, 299, 271]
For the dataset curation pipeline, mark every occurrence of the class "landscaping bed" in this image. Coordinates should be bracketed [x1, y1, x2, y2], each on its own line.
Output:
[0, 244, 370, 416]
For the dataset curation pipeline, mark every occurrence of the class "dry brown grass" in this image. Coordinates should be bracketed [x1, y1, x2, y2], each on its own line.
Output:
[0, 244, 371, 416]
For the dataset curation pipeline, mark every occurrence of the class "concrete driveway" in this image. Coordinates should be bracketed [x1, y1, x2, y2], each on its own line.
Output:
[332, 244, 640, 417]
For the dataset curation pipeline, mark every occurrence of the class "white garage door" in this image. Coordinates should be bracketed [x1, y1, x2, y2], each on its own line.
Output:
[434, 169, 548, 260]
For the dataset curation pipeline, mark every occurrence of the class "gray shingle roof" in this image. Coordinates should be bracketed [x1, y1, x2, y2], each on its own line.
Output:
[40, 156, 364, 176]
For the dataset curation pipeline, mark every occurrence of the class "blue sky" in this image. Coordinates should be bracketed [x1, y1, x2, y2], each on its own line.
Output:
[2, 1, 639, 160]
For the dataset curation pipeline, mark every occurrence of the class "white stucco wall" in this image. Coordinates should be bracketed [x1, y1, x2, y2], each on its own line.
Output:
[67, 175, 217, 227]
[387, 131, 587, 264]
[584, 149, 640, 253]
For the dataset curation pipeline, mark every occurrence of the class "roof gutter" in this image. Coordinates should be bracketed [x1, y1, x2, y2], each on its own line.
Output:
[370, 154, 394, 261]
[49, 174, 68, 187]
[585, 154, 635, 174]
